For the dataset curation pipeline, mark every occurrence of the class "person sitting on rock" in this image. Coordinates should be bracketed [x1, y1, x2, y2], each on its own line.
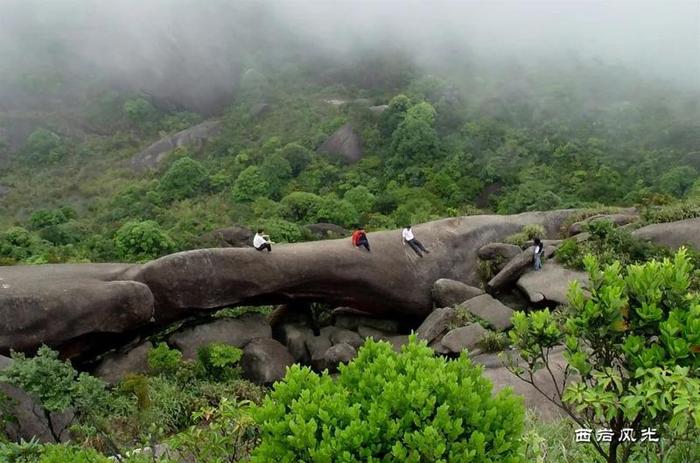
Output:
[351, 226, 370, 252]
[402, 225, 430, 257]
[253, 228, 272, 252]
[533, 237, 544, 270]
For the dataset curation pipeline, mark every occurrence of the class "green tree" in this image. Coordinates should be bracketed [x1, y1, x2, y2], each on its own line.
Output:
[389, 101, 439, 175]
[231, 166, 269, 202]
[509, 249, 700, 463]
[280, 191, 324, 223]
[123, 97, 159, 130]
[261, 152, 293, 200]
[159, 156, 209, 200]
[252, 337, 525, 462]
[114, 220, 175, 261]
[658, 165, 698, 198]
[343, 185, 375, 215]
[279, 143, 313, 176]
[21, 128, 68, 163]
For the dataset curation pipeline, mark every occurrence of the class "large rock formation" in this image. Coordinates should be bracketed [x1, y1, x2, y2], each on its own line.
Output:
[130, 120, 223, 171]
[632, 218, 700, 250]
[317, 123, 362, 163]
[431, 279, 484, 308]
[517, 264, 589, 306]
[0, 210, 577, 357]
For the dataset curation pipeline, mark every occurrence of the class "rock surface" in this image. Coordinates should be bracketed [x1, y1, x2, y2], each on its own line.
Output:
[275, 323, 313, 363]
[569, 213, 638, 236]
[487, 245, 556, 292]
[323, 343, 356, 372]
[416, 307, 456, 343]
[517, 264, 589, 305]
[306, 335, 332, 370]
[632, 218, 700, 250]
[0, 211, 578, 357]
[306, 223, 349, 239]
[440, 323, 488, 354]
[460, 294, 514, 331]
[431, 278, 484, 308]
[130, 120, 223, 171]
[477, 243, 522, 261]
[0, 383, 74, 443]
[198, 225, 253, 248]
[329, 328, 364, 349]
[475, 348, 569, 420]
[169, 314, 271, 360]
[317, 123, 362, 163]
[241, 338, 293, 384]
[357, 325, 393, 341]
[94, 342, 152, 385]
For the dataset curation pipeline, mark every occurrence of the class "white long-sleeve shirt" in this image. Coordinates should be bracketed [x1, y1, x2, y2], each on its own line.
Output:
[402, 228, 414, 241]
[253, 233, 268, 248]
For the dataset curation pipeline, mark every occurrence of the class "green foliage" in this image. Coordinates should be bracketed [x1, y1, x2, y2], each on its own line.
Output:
[478, 331, 511, 353]
[343, 185, 376, 215]
[0, 227, 40, 262]
[388, 101, 439, 178]
[231, 166, 269, 202]
[159, 156, 209, 200]
[148, 343, 182, 376]
[280, 191, 324, 223]
[658, 166, 698, 197]
[196, 343, 243, 382]
[21, 128, 69, 163]
[252, 336, 525, 462]
[556, 220, 665, 270]
[257, 217, 303, 243]
[123, 98, 159, 131]
[505, 224, 546, 247]
[279, 143, 313, 176]
[114, 220, 175, 261]
[168, 397, 258, 462]
[509, 249, 700, 462]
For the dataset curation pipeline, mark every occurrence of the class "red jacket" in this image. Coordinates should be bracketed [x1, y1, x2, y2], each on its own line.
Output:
[351, 230, 365, 246]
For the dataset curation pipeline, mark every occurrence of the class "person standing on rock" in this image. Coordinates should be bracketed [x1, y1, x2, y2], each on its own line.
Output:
[533, 237, 544, 270]
[253, 228, 273, 252]
[402, 225, 430, 257]
[351, 226, 370, 252]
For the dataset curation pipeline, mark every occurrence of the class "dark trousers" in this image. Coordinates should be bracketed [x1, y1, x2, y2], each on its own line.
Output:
[407, 239, 428, 256]
[256, 243, 271, 252]
[358, 238, 370, 252]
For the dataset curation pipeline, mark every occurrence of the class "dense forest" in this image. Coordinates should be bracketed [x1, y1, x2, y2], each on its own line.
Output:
[1, 1, 699, 462]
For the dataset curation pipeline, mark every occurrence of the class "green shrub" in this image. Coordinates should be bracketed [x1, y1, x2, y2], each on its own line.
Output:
[478, 331, 511, 353]
[505, 224, 546, 247]
[21, 128, 69, 163]
[232, 166, 269, 202]
[147, 343, 182, 376]
[555, 238, 584, 269]
[280, 191, 324, 223]
[1, 346, 108, 416]
[197, 343, 243, 382]
[159, 156, 209, 200]
[114, 220, 175, 261]
[509, 249, 700, 463]
[252, 336, 525, 462]
[168, 397, 258, 462]
[257, 217, 303, 243]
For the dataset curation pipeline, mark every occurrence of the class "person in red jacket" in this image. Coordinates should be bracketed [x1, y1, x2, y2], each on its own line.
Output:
[351, 226, 370, 252]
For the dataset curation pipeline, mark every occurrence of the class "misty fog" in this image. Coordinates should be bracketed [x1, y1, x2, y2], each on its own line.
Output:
[0, 0, 698, 114]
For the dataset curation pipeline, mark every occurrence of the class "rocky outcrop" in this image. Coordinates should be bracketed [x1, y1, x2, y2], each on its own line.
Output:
[0, 263, 151, 359]
[460, 294, 514, 331]
[94, 342, 152, 385]
[275, 323, 313, 363]
[197, 225, 253, 248]
[568, 213, 639, 236]
[475, 348, 568, 420]
[323, 343, 356, 372]
[431, 279, 484, 308]
[487, 246, 556, 292]
[130, 120, 223, 171]
[306, 335, 332, 370]
[416, 308, 456, 344]
[306, 223, 349, 240]
[329, 328, 364, 349]
[0, 211, 578, 357]
[241, 338, 293, 385]
[317, 123, 362, 163]
[517, 264, 589, 305]
[477, 243, 521, 261]
[632, 218, 700, 250]
[0, 382, 74, 443]
[357, 325, 393, 341]
[440, 323, 488, 354]
[334, 311, 400, 332]
[169, 314, 271, 360]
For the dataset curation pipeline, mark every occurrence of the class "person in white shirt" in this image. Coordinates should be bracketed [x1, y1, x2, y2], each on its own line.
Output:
[533, 237, 544, 270]
[402, 225, 429, 257]
[253, 228, 272, 252]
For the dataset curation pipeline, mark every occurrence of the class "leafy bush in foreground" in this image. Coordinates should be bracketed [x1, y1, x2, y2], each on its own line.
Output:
[509, 249, 700, 463]
[252, 336, 525, 462]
